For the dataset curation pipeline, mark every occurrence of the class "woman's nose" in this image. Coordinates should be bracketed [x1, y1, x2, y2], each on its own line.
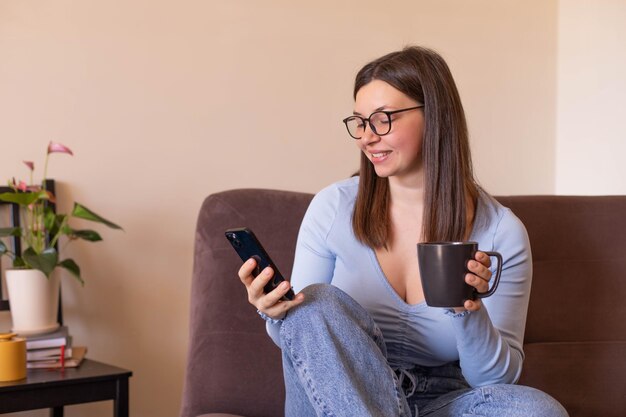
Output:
[360, 123, 380, 145]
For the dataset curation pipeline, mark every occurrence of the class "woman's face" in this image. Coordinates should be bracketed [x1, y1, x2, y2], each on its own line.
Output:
[354, 79, 425, 183]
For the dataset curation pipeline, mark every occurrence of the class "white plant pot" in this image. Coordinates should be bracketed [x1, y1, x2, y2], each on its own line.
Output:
[5, 269, 60, 335]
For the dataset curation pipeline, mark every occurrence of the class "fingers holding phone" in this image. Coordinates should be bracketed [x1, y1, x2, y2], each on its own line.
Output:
[238, 257, 259, 288]
[228, 227, 304, 320]
[237, 259, 278, 302]
[238, 258, 304, 319]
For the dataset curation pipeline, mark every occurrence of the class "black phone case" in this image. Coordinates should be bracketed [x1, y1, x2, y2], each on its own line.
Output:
[225, 227, 295, 301]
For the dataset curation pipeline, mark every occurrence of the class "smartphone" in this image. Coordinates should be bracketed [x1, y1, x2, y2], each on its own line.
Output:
[225, 227, 295, 301]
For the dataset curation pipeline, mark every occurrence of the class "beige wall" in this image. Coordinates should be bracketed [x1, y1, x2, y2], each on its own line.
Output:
[556, 0, 626, 194]
[0, 1, 561, 416]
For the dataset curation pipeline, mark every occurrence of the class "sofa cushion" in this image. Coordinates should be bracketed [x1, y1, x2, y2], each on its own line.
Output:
[518, 341, 626, 417]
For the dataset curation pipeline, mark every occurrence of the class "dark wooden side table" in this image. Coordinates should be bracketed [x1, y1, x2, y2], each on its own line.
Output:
[0, 359, 132, 417]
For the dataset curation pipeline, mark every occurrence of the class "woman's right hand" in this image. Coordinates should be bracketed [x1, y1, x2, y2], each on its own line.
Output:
[238, 258, 305, 320]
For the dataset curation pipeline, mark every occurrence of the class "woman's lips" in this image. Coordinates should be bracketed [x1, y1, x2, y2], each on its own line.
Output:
[370, 151, 391, 163]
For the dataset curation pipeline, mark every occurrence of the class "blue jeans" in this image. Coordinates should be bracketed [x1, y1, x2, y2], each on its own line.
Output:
[280, 284, 568, 417]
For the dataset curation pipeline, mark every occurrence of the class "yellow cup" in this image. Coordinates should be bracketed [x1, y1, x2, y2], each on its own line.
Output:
[0, 332, 27, 382]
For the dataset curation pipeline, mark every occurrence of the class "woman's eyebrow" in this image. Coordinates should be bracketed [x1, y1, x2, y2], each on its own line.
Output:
[353, 106, 387, 116]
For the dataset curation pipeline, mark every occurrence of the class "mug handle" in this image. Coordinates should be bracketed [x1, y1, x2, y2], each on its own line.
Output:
[475, 251, 503, 299]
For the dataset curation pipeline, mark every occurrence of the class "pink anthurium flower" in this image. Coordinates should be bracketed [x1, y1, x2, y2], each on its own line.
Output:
[0, 142, 122, 284]
[26, 184, 41, 192]
[47, 142, 73, 156]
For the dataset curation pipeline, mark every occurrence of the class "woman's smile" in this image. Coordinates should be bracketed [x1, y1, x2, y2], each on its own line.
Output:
[355, 80, 425, 181]
[369, 150, 392, 163]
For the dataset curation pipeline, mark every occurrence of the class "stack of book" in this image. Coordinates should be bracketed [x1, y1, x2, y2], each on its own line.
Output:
[24, 326, 87, 369]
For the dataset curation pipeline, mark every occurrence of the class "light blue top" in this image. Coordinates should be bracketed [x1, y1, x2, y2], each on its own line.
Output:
[266, 176, 532, 387]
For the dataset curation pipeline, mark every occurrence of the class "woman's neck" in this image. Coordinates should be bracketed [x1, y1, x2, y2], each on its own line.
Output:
[388, 172, 425, 209]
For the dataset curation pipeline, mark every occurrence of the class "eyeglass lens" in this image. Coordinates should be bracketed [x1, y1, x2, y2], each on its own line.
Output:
[345, 112, 391, 139]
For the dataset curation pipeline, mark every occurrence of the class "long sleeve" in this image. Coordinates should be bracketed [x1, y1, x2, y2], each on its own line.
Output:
[265, 187, 339, 346]
[448, 207, 532, 386]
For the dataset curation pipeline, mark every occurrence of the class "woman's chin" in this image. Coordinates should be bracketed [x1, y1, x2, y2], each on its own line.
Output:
[373, 168, 392, 178]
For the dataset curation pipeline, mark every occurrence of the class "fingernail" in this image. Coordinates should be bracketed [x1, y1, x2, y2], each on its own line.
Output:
[280, 281, 288, 290]
[264, 268, 272, 276]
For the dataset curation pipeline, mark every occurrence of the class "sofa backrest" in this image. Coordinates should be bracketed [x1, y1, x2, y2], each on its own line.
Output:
[180, 189, 312, 417]
[498, 195, 626, 343]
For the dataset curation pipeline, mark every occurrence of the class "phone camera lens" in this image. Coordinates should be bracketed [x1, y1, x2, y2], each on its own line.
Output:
[232, 239, 242, 248]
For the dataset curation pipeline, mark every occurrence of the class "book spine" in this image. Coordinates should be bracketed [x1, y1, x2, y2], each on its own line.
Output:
[26, 337, 70, 350]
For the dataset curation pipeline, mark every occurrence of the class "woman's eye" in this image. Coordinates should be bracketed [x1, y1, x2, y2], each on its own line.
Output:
[373, 116, 389, 126]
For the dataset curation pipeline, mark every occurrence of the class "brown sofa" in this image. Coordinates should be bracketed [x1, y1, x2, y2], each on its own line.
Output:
[180, 189, 626, 417]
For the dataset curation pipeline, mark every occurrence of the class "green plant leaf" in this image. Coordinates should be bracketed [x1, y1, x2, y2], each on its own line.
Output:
[0, 227, 21, 237]
[71, 203, 123, 230]
[58, 258, 84, 285]
[13, 257, 26, 268]
[0, 240, 6, 255]
[70, 229, 103, 242]
[44, 208, 57, 231]
[22, 247, 58, 277]
[46, 211, 67, 240]
[0, 191, 47, 206]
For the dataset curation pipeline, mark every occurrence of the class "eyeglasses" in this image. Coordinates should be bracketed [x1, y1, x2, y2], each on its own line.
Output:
[342, 105, 424, 140]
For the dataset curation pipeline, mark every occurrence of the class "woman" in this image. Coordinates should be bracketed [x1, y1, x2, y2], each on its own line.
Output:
[239, 46, 568, 417]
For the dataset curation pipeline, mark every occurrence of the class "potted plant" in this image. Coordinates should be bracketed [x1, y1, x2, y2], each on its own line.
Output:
[0, 142, 122, 335]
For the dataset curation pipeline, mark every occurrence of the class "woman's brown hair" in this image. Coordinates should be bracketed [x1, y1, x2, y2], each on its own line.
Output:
[352, 46, 479, 248]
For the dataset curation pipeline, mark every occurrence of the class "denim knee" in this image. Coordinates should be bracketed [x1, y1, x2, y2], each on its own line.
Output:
[477, 384, 568, 417]
[281, 283, 387, 355]
[285, 283, 353, 323]
[517, 385, 568, 417]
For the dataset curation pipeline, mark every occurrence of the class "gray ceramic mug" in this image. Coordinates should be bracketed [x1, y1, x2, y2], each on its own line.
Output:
[417, 241, 503, 307]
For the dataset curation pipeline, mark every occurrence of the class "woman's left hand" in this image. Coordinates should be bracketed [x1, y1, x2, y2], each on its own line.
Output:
[456, 251, 492, 312]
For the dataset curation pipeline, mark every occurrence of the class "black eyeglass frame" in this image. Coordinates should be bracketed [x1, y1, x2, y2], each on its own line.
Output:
[342, 105, 424, 139]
